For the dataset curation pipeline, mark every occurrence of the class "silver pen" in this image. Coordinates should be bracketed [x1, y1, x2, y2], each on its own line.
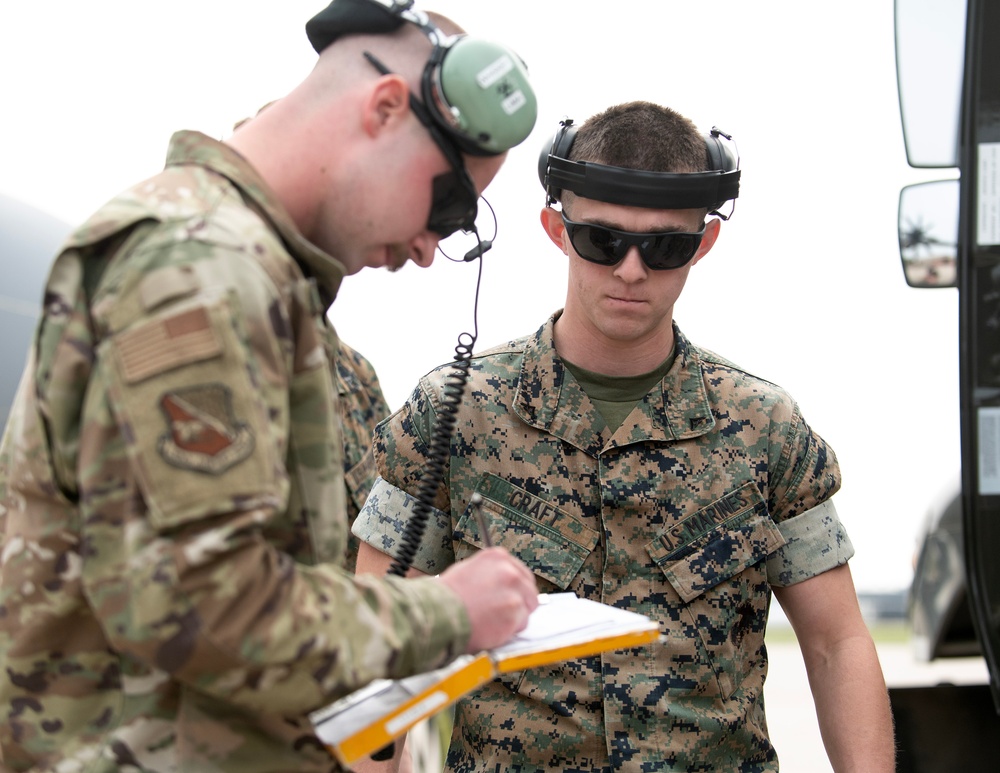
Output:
[470, 492, 493, 547]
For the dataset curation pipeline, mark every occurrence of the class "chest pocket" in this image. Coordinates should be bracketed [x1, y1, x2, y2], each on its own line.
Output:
[647, 481, 784, 600]
[454, 474, 599, 590]
[646, 481, 786, 699]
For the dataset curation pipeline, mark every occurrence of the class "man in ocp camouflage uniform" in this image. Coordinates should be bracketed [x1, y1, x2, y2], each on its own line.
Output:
[229, 115, 391, 576]
[0, 1, 542, 770]
[355, 102, 896, 771]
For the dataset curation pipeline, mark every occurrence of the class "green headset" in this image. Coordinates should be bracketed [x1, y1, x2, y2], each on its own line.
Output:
[306, 0, 537, 156]
[538, 118, 741, 218]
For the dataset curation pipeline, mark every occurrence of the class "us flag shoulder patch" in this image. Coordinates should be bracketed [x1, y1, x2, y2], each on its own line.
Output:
[117, 306, 222, 384]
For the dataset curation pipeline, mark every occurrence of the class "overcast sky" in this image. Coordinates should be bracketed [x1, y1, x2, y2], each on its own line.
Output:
[0, 0, 961, 594]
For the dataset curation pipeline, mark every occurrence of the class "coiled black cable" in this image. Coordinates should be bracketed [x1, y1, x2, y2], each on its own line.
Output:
[386, 330, 475, 577]
[370, 225, 490, 762]
[385, 227, 489, 578]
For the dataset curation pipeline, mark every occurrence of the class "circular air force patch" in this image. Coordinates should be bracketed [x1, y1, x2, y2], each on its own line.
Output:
[157, 384, 255, 474]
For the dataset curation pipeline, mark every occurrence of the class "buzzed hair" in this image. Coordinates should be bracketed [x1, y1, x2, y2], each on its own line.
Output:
[302, 10, 464, 104]
[570, 101, 707, 174]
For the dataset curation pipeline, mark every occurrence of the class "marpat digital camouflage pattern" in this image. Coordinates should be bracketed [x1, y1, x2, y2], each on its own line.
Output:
[335, 341, 390, 572]
[355, 313, 853, 772]
[0, 131, 469, 772]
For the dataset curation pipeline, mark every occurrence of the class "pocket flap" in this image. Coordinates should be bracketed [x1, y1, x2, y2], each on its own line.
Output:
[459, 474, 599, 589]
[647, 483, 785, 603]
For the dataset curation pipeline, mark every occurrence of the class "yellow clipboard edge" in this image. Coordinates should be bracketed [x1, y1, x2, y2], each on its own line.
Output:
[493, 625, 661, 674]
[331, 652, 495, 766]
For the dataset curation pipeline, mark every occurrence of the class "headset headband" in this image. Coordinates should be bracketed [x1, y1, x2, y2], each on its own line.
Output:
[538, 119, 741, 217]
[306, 0, 537, 156]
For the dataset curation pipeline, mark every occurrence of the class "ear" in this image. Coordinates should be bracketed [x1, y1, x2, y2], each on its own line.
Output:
[361, 74, 410, 138]
[690, 216, 721, 267]
[540, 206, 568, 253]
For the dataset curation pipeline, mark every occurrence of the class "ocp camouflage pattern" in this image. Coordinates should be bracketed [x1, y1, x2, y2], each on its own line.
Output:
[355, 313, 853, 772]
[0, 131, 469, 772]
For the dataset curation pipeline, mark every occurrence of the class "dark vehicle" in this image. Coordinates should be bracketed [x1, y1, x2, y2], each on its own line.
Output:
[892, 0, 1000, 769]
[0, 194, 71, 425]
[908, 480, 978, 661]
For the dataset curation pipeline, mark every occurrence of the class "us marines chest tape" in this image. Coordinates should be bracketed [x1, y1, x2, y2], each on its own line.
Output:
[306, 0, 537, 156]
[538, 118, 741, 217]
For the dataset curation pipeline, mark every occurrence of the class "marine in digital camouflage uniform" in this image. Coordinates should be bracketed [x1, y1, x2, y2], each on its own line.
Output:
[355, 102, 896, 772]
[0, 1, 543, 770]
[336, 341, 391, 571]
[357, 317, 844, 771]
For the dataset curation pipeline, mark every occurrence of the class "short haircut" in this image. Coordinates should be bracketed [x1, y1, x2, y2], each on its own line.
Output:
[570, 101, 706, 174]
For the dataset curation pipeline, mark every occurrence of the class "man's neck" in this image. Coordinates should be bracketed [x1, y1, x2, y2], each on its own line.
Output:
[553, 312, 676, 377]
[226, 95, 334, 241]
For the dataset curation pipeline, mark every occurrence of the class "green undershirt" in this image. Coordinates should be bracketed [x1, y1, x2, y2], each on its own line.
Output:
[562, 346, 676, 433]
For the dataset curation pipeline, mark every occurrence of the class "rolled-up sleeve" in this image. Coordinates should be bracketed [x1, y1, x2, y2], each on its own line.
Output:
[766, 500, 855, 587]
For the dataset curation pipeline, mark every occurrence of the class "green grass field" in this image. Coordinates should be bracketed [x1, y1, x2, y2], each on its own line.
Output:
[765, 619, 912, 645]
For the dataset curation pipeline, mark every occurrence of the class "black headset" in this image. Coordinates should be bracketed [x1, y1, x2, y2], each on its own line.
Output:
[537, 119, 741, 218]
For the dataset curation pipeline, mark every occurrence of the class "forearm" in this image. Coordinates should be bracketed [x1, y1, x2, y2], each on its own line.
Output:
[356, 537, 429, 578]
[776, 564, 896, 772]
[86, 509, 470, 715]
[802, 631, 896, 772]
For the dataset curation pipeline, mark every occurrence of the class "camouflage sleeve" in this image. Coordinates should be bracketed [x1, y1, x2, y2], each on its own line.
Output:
[766, 400, 841, 521]
[68, 241, 469, 716]
[764, 401, 850, 585]
[353, 379, 459, 574]
[353, 476, 458, 574]
[765, 500, 855, 586]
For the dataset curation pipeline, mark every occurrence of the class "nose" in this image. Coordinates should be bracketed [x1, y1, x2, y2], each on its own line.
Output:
[409, 231, 442, 268]
[613, 247, 648, 282]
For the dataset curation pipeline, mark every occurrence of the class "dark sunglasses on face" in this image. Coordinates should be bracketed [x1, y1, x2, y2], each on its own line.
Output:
[419, 111, 479, 237]
[561, 214, 706, 270]
[363, 51, 479, 238]
[427, 166, 478, 238]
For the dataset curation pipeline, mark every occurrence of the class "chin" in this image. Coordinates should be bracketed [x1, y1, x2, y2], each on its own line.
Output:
[599, 318, 660, 342]
[386, 244, 413, 272]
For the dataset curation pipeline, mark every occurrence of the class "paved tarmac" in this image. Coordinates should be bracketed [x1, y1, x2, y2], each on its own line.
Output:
[764, 635, 989, 771]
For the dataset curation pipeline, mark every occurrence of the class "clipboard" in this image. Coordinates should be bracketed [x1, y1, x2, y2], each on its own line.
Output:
[309, 593, 660, 767]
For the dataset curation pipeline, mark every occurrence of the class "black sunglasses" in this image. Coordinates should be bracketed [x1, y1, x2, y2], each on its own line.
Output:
[561, 214, 705, 270]
[364, 51, 479, 237]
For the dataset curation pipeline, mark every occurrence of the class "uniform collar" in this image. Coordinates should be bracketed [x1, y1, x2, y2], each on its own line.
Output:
[512, 313, 715, 455]
[165, 130, 347, 306]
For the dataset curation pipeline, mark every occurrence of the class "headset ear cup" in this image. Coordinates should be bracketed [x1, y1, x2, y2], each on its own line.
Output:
[537, 138, 555, 198]
[553, 120, 577, 160]
[538, 120, 577, 205]
[436, 37, 537, 154]
[704, 132, 726, 173]
[704, 129, 738, 174]
[704, 129, 739, 214]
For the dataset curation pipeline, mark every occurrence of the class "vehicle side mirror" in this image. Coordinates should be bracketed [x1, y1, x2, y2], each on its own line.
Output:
[895, 0, 966, 168]
[898, 179, 959, 288]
